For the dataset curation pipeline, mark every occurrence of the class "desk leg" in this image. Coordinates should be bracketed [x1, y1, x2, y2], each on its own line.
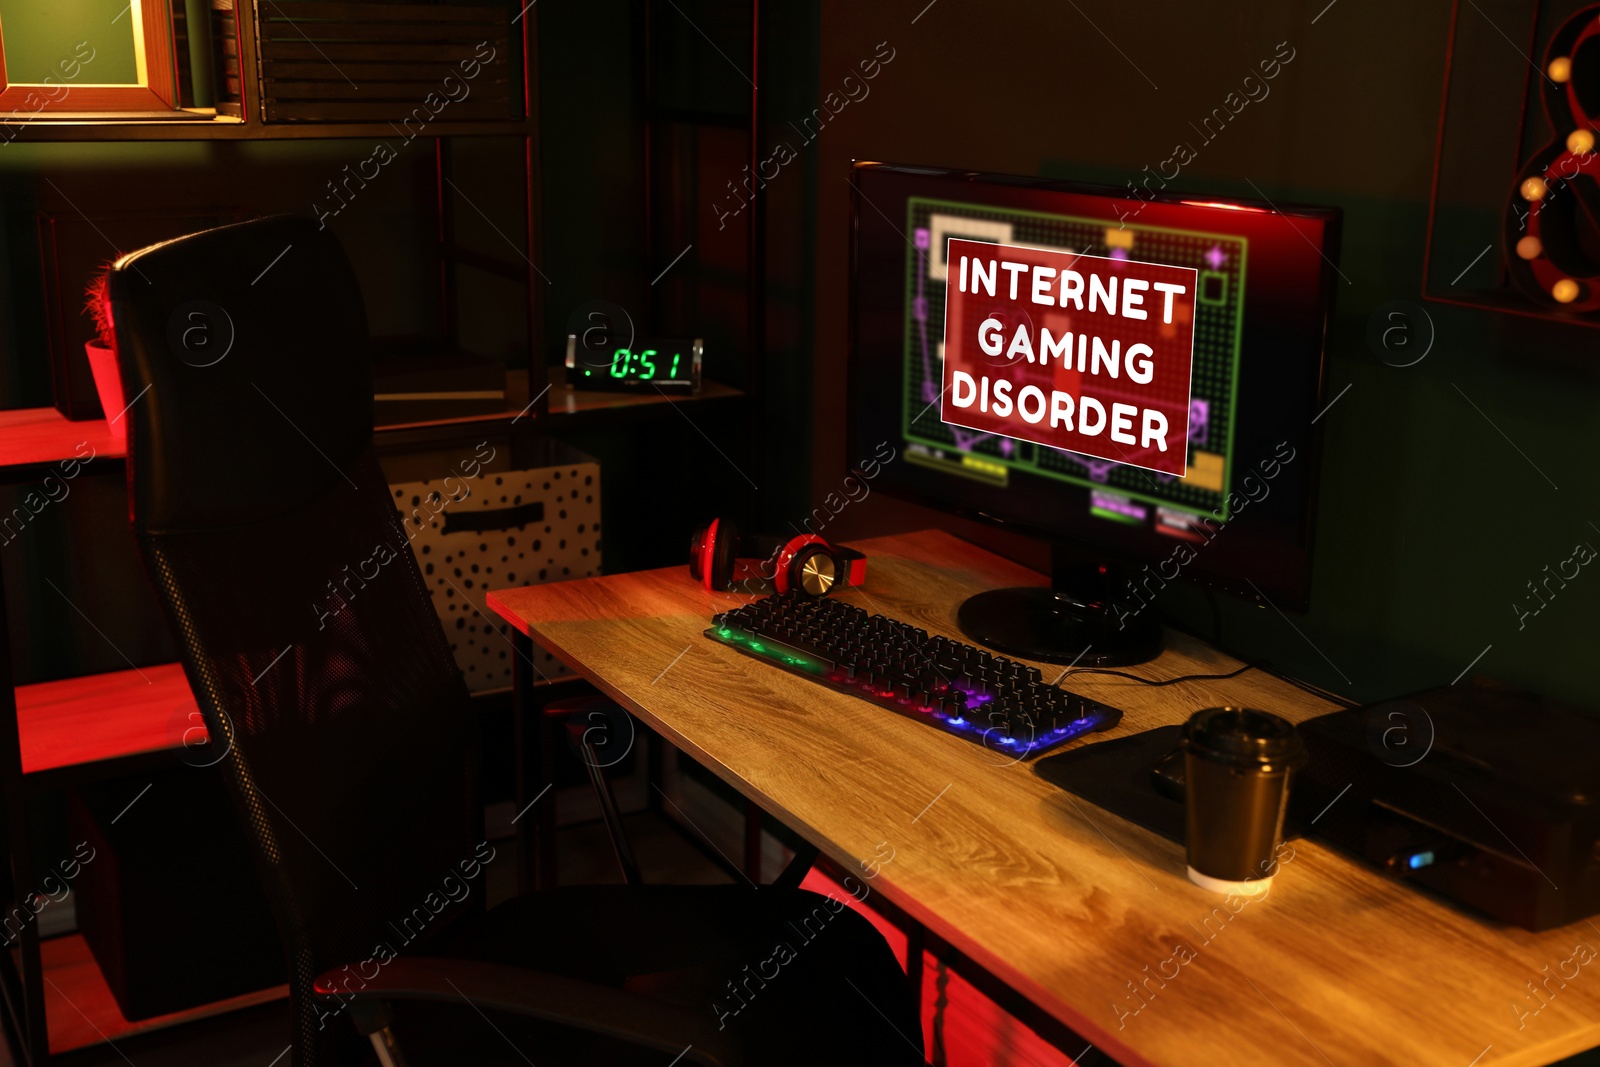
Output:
[647, 731, 663, 813]
[905, 919, 925, 1009]
[512, 631, 557, 893]
[743, 799, 762, 883]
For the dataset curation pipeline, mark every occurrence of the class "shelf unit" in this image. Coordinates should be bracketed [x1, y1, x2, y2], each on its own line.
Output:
[10, 1, 554, 435]
[0, 4, 523, 1064]
[0, 2, 768, 1062]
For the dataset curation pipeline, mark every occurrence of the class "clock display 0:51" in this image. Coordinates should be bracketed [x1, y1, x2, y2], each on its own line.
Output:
[608, 347, 683, 380]
[565, 335, 702, 394]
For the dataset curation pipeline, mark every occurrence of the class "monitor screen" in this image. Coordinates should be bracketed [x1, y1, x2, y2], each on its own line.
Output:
[848, 163, 1340, 610]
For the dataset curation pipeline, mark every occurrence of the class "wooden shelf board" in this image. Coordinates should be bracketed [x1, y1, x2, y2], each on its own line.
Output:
[371, 375, 745, 440]
[41, 933, 285, 1056]
[1, 369, 741, 475]
[16, 663, 203, 778]
[0, 408, 124, 472]
[557, 376, 744, 415]
[375, 405, 537, 435]
[1, 110, 224, 125]
[0, 116, 533, 142]
[548, 362, 745, 415]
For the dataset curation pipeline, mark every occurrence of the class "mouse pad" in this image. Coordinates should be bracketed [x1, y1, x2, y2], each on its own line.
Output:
[1034, 726, 1306, 846]
[1035, 725, 1189, 844]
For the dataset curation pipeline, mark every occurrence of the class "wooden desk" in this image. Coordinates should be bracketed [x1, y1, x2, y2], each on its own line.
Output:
[488, 529, 1600, 1067]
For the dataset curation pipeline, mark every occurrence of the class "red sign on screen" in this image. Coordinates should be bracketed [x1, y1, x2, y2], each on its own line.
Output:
[940, 239, 1197, 477]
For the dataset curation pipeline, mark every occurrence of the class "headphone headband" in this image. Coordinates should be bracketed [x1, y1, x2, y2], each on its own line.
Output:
[687, 519, 867, 595]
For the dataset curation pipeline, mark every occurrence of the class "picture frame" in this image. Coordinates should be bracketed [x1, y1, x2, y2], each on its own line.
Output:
[0, 0, 178, 115]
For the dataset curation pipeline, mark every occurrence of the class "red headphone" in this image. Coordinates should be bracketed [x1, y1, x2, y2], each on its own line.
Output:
[688, 517, 867, 596]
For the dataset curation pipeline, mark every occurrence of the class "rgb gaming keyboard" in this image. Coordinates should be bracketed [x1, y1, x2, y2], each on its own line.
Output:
[707, 592, 1123, 757]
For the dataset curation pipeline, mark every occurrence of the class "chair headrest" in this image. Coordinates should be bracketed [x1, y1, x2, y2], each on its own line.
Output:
[109, 215, 373, 532]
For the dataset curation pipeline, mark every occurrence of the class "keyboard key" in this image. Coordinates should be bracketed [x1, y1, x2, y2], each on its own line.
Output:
[703, 592, 1122, 756]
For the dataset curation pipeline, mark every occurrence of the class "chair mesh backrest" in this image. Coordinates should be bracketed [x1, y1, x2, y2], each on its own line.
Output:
[110, 218, 479, 1067]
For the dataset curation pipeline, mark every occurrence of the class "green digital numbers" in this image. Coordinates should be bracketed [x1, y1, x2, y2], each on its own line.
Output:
[604, 346, 686, 381]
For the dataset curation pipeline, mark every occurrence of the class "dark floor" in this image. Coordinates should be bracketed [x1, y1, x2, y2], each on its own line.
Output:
[29, 808, 731, 1067]
[20, 809, 1600, 1067]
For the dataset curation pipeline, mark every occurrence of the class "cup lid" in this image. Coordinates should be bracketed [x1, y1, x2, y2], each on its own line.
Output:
[1182, 707, 1307, 767]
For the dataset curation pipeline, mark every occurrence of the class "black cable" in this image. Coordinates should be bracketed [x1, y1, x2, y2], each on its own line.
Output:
[1059, 658, 1361, 709]
[1057, 662, 1259, 688]
[1158, 610, 1362, 709]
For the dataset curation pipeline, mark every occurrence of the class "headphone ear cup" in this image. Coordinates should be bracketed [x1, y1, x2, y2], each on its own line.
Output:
[787, 545, 842, 597]
[709, 518, 741, 590]
[767, 534, 831, 595]
[687, 521, 713, 581]
[689, 517, 740, 589]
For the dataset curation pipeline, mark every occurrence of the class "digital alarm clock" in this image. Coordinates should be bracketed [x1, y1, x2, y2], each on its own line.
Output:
[565, 335, 703, 395]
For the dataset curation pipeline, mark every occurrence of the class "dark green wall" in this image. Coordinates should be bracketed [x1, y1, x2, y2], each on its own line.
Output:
[803, 0, 1600, 711]
[537, 0, 819, 554]
[6, 0, 1594, 711]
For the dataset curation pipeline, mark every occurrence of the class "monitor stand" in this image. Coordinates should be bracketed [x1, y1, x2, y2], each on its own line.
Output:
[956, 545, 1163, 667]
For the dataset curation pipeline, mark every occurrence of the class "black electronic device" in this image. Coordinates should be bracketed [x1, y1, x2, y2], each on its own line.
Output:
[1036, 724, 1313, 848]
[565, 333, 702, 394]
[1294, 682, 1600, 931]
[707, 592, 1123, 757]
[1149, 744, 1187, 801]
[848, 162, 1341, 666]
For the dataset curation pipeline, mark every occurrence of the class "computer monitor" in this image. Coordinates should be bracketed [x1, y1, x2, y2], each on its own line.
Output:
[847, 162, 1340, 666]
